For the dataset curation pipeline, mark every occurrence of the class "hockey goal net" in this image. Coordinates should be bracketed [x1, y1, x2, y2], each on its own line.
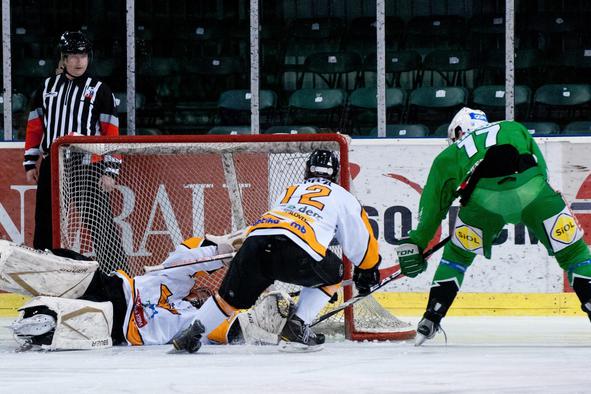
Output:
[51, 133, 414, 341]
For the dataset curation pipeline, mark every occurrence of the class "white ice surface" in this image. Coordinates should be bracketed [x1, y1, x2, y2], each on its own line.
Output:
[1, 316, 590, 394]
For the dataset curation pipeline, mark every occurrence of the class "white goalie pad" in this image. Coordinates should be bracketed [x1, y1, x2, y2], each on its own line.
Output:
[15, 296, 113, 351]
[236, 291, 295, 345]
[0, 240, 98, 298]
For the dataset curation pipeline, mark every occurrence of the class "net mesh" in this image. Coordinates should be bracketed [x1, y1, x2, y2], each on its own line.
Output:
[54, 135, 413, 340]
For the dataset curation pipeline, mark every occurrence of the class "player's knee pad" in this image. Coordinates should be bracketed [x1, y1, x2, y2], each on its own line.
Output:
[450, 217, 487, 257]
[0, 240, 98, 298]
[311, 251, 344, 286]
[542, 207, 585, 256]
[14, 296, 113, 350]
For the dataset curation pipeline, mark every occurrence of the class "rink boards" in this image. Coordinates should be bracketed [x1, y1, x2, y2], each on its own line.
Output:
[1, 137, 590, 315]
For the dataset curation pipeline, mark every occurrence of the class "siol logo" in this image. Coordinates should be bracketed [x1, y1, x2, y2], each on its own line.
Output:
[551, 213, 577, 244]
[455, 225, 482, 251]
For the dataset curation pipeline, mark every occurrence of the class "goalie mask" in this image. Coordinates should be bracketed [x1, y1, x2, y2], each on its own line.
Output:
[447, 107, 489, 143]
[305, 150, 339, 182]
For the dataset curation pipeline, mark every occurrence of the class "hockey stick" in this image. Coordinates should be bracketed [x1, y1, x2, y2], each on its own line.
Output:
[143, 252, 236, 273]
[310, 235, 451, 327]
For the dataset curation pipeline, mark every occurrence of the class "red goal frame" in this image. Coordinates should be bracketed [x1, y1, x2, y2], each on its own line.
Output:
[51, 133, 413, 341]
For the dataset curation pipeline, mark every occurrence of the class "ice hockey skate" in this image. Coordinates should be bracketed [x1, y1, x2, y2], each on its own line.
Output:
[278, 314, 325, 353]
[415, 317, 442, 346]
[171, 320, 205, 353]
[10, 312, 57, 350]
[11, 313, 56, 338]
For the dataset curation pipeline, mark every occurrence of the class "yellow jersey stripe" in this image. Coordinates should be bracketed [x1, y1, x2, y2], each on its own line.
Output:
[181, 237, 204, 249]
[116, 270, 144, 346]
[248, 212, 326, 257]
[358, 209, 380, 269]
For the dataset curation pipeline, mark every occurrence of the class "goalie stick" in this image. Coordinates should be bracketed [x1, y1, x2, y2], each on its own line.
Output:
[310, 235, 451, 328]
[143, 252, 236, 273]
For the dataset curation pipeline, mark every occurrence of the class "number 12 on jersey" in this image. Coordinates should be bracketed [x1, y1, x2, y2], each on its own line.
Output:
[280, 184, 332, 211]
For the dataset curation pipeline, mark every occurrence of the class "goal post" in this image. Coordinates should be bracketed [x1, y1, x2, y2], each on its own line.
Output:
[51, 133, 414, 341]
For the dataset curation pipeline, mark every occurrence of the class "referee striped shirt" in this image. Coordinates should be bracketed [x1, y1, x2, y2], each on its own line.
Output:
[23, 72, 120, 175]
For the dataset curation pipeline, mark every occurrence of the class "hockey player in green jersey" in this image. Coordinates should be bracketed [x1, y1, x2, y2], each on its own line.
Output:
[395, 107, 591, 346]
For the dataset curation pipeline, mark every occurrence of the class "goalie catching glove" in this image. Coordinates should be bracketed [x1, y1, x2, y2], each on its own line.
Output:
[396, 240, 426, 278]
[353, 257, 381, 296]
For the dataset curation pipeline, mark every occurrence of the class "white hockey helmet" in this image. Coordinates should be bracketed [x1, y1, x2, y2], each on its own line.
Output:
[447, 107, 489, 142]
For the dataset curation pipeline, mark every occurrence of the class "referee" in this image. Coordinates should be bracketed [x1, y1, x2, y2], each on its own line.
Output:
[23, 31, 126, 271]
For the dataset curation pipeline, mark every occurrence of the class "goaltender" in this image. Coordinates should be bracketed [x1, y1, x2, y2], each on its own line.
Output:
[0, 230, 295, 351]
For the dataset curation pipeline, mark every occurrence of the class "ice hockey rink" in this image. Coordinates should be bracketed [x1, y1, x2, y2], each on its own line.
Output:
[1, 316, 590, 393]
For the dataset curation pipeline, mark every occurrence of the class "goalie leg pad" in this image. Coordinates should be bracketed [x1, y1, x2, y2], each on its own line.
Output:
[235, 291, 295, 345]
[0, 240, 98, 298]
[14, 296, 113, 351]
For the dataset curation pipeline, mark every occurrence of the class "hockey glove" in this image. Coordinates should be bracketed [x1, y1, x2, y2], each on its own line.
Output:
[353, 263, 381, 296]
[396, 241, 426, 278]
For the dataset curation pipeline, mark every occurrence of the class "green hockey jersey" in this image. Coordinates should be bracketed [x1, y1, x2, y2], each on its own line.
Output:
[409, 120, 548, 250]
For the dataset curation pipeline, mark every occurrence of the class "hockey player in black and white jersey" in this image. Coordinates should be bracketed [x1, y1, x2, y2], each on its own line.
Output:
[170, 150, 383, 353]
[0, 232, 295, 351]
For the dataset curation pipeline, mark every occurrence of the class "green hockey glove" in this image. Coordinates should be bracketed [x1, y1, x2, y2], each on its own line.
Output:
[396, 241, 426, 278]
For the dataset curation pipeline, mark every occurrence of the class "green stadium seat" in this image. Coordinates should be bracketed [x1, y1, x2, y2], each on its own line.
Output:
[282, 18, 344, 91]
[346, 87, 407, 135]
[432, 123, 450, 137]
[407, 86, 468, 130]
[363, 50, 421, 89]
[405, 15, 467, 50]
[182, 56, 244, 101]
[137, 57, 181, 103]
[113, 92, 146, 114]
[468, 14, 505, 51]
[472, 85, 532, 121]
[286, 88, 346, 132]
[300, 51, 361, 90]
[217, 89, 277, 126]
[263, 125, 319, 134]
[419, 49, 475, 87]
[344, 17, 405, 57]
[562, 121, 591, 135]
[208, 126, 252, 135]
[0, 93, 27, 113]
[532, 84, 591, 124]
[13, 58, 55, 94]
[368, 124, 429, 138]
[479, 49, 543, 86]
[520, 121, 560, 135]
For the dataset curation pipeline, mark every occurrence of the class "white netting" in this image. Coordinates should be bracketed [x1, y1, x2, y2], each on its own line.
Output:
[54, 135, 413, 340]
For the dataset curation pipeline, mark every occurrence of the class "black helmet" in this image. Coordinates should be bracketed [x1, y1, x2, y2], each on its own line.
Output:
[305, 150, 339, 182]
[59, 31, 92, 55]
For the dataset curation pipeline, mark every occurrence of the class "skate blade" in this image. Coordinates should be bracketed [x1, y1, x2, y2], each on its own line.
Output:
[414, 333, 429, 346]
[168, 347, 190, 354]
[277, 340, 324, 353]
[14, 341, 34, 353]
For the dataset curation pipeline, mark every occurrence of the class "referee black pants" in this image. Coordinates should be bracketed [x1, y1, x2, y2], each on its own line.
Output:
[33, 157, 53, 250]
